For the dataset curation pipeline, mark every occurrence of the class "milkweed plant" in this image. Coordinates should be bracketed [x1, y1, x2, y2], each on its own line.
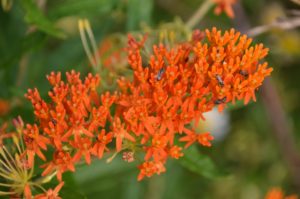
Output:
[0, 0, 299, 198]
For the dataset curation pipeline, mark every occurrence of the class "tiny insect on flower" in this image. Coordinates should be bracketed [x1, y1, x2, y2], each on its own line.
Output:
[215, 74, 224, 87]
[214, 97, 227, 105]
[156, 67, 165, 81]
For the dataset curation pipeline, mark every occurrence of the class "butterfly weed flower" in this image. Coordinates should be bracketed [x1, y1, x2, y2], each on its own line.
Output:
[22, 27, 272, 184]
[0, 117, 68, 198]
[0, 118, 34, 198]
[25, 71, 114, 181]
[118, 27, 272, 180]
[34, 182, 64, 199]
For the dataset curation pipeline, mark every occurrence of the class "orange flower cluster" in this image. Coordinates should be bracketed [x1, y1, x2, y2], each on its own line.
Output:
[0, 116, 65, 199]
[24, 71, 115, 181]
[97, 37, 126, 71]
[0, 99, 10, 116]
[265, 188, 298, 199]
[24, 182, 64, 199]
[117, 27, 272, 180]
[23, 27, 272, 189]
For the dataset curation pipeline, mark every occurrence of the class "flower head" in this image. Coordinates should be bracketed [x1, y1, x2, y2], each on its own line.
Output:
[115, 27, 272, 179]
[265, 188, 298, 199]
[21, 27, 272, 182]
[0, 124, 34, 198]
[34, 182, 64, 199]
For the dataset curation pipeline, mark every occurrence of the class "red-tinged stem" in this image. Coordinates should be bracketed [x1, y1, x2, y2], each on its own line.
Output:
[261, 79, 300, 189]
[233, 2, 300, 190]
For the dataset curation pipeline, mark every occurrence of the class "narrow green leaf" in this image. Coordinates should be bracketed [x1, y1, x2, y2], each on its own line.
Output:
[179, 146, 224, 179]
[21, 0, 66, 38]
[127, 0, 153, 30]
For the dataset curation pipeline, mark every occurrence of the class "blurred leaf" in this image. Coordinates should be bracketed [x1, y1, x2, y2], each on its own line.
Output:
[59, 186, 87, 199]
[179, 146, 224, 179]
[48, 0, 119, 18]
[74, 157, 135, 183]
[74, 157, 136, 198]
[21, 31, 47, 52]
[58, 172, 87, 199]
[9, 87, 26, 99]
[227, 100, 254, 111]
[121, 177, 143, 199]
[20, 0, 66, 38]
[1, 0, 13, 12]
[127, 0, 153, 30]
[0, 31, 46, 72]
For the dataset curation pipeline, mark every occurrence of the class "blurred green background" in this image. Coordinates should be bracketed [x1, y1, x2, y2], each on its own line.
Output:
[1, 0, 300, 198]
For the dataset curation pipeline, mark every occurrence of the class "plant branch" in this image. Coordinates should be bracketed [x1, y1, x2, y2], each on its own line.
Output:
[247, 17, 300, 37]
[261, 79, 300, 188]
[233, 2, 300, 190]
[186, 0, 214, 29]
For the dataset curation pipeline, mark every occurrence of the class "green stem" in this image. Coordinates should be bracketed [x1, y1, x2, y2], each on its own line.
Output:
[33, 171, 57, 185]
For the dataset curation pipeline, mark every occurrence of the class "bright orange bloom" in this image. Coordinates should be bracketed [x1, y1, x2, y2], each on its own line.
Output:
[25, 71, 113, 182]
[144, 134, 168, 162]
[24, 183, 32, 199]
[46, 71, 62, 86]
[43, 121, 65, 149]
[115, 27, 271, 179]
[92, 129, 113, 158]
[22, 27, 272, 182]
[168, 146, 184, 159]
[137, 161, 166, 181]
[62, 115, 93, 141]
[112, 117, 135, 152]
[265, 188, 298, 199]
[34, 182, 64, 199]
[137, 161, 157, 181]
[180, 128, 214, 148]
[213, 0, 237, 18]
[198, 132, 214, 147]
[0, 123, 14, 146]
[23, 124, 50, 166]
[70, 137, 93, 165]
[42, 151, 75, 181]
[0, 99, 10, 116]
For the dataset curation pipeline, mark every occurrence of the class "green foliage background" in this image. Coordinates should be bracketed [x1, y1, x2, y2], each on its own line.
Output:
[0, 0, 300, 198]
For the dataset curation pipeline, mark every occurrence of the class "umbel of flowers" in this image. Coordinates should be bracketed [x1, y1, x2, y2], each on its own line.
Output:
[13, 27, 272, 197]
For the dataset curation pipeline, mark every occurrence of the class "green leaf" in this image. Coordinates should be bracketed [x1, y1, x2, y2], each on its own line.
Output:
[59, 186, 87, 199]
[179, 146, 224, 179]
[127, 0, 153, 30]
[21, 0, 66, 38]
[226, 100, 254, 111]
[58, 172, 87, 199]
[48, 0, 118, 19]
